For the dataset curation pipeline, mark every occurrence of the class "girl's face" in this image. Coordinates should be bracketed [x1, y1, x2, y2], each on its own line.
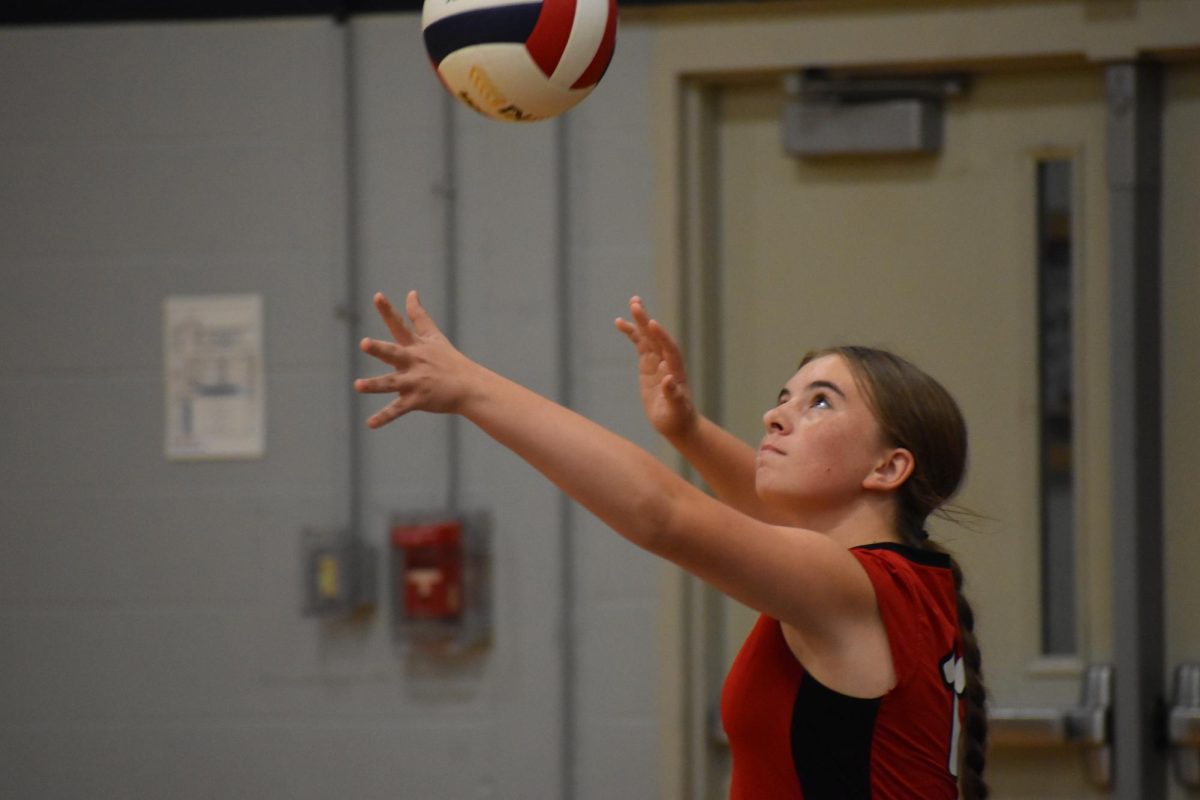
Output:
[755, 354, 893, 516]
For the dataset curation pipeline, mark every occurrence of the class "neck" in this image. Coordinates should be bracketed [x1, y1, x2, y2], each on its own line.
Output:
[778, 494, 902, 549]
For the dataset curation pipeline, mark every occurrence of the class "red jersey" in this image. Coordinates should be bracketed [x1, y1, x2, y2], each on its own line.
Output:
[720, 543, 964, 799]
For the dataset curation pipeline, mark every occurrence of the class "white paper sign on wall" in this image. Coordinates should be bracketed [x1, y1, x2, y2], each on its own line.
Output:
[164, 294, 265, 461]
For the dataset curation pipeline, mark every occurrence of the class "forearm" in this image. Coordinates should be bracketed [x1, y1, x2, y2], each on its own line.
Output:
[357, 290, 739, 553]
[459, 365, 691, 553]
[667, 416, 787, 524]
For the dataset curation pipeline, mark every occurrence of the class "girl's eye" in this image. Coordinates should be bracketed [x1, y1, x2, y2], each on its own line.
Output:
[811, 393, 831, 409]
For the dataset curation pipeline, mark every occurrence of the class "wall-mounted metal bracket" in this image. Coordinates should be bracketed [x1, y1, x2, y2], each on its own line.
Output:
[989, 663, 1113, 788]
[1170, 663, 1200, 789]
[781, 69, 969, 157]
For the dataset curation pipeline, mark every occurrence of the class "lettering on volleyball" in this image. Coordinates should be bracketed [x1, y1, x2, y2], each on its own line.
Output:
[498, 104, 541, 122]
[940, 649, 966, 777]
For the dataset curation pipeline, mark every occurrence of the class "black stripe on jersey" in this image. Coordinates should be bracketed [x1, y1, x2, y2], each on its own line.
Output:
[854, 541, 951, 569]
[790, 671, 881, 798]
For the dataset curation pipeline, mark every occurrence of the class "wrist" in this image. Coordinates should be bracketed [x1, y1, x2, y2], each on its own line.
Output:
[664, 410, 701, 445]
[454, 361, 500, 417]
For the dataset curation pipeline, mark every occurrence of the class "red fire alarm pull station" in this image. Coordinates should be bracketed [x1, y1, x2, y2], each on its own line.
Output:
[392, 520, 463, 620]
[390, 515, 490, 653]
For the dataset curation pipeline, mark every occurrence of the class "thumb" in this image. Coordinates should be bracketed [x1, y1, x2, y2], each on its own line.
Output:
[664, 375, 690, 404]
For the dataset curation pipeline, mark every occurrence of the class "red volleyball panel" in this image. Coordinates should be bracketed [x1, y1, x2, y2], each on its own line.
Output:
[525, 0, 577, 78]
[570, 0, 616, 90]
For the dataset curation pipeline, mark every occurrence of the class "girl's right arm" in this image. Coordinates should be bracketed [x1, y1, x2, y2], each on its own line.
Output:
[615, 298, 791, 524]
[353, 290, 878, 647]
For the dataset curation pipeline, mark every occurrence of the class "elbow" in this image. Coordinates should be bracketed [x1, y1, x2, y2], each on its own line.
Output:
[623, 476, 689, 560]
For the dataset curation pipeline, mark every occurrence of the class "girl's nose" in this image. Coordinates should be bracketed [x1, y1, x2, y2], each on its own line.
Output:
[763, 404, 788, 433]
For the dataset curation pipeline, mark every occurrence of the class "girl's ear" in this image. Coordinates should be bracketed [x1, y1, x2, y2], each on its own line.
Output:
[863, 447, 915, 493]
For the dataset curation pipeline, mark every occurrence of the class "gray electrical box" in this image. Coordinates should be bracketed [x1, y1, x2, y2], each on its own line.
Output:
[302, 529, 378, 620]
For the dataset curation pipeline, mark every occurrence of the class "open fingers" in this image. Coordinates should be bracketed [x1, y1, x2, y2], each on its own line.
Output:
[631, 297, 670, 352]
[359, 336, 409, 368]
[629, 296, 654, 333]
[630, 297, 686, 374]
[648, 319, 687, 377]
[614, 316, 641, 346]
[354, 371, 403, 394]
[405, 290, 442, 337]
[374, 292, 414, 345]
[367, 396, 410, 429]
[623, 296, 664, 354]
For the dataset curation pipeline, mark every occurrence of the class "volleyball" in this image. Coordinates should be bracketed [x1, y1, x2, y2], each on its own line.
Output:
[421, 0, 618, 123]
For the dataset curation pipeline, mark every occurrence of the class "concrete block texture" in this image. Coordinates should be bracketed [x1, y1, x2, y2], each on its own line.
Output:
[0, 14, 660, 800]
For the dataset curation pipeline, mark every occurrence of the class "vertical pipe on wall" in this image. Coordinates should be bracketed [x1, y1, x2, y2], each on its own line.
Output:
[1106, 60, 1165, 799]
[340, 15, 364, 539]
[554, 110, 578, 800]
[441, 90, 462, 512]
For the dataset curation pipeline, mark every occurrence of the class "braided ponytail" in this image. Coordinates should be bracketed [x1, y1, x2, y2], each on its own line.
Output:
[906, 532, 989, 799]
[801, 346, 989, 798]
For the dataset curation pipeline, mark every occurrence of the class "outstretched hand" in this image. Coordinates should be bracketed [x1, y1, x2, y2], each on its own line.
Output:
[354, 290, 478, 428]
[614, 297, 696, 439]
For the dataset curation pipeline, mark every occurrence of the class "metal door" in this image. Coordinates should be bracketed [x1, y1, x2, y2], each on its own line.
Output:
[701, 65, 1119, 798]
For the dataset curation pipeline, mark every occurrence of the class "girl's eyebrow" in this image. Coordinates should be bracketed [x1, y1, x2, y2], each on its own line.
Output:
[806, 380, 846, 399]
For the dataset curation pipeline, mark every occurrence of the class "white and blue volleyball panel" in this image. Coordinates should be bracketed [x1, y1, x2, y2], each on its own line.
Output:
[422, 0, 617, 121]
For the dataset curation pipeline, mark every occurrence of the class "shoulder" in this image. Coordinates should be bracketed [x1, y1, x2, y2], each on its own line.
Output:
[850, 542, 956, 618]
[851, 543, 959, 681]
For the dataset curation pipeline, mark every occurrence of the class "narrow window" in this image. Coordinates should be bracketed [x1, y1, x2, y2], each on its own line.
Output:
[1037, 160, 1077, 656]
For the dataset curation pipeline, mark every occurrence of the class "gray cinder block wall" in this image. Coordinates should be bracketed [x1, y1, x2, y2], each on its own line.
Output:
[0, 15, 661, 799]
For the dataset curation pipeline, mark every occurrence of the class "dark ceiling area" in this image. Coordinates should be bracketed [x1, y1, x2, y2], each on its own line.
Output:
[1, 0, 696, 26]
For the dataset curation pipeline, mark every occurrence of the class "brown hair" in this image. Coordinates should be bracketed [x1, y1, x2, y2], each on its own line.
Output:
[800, 345, 989, 799]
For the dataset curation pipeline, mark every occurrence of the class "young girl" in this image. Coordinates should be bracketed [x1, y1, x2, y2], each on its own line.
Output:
[354, 291, 988, 799]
